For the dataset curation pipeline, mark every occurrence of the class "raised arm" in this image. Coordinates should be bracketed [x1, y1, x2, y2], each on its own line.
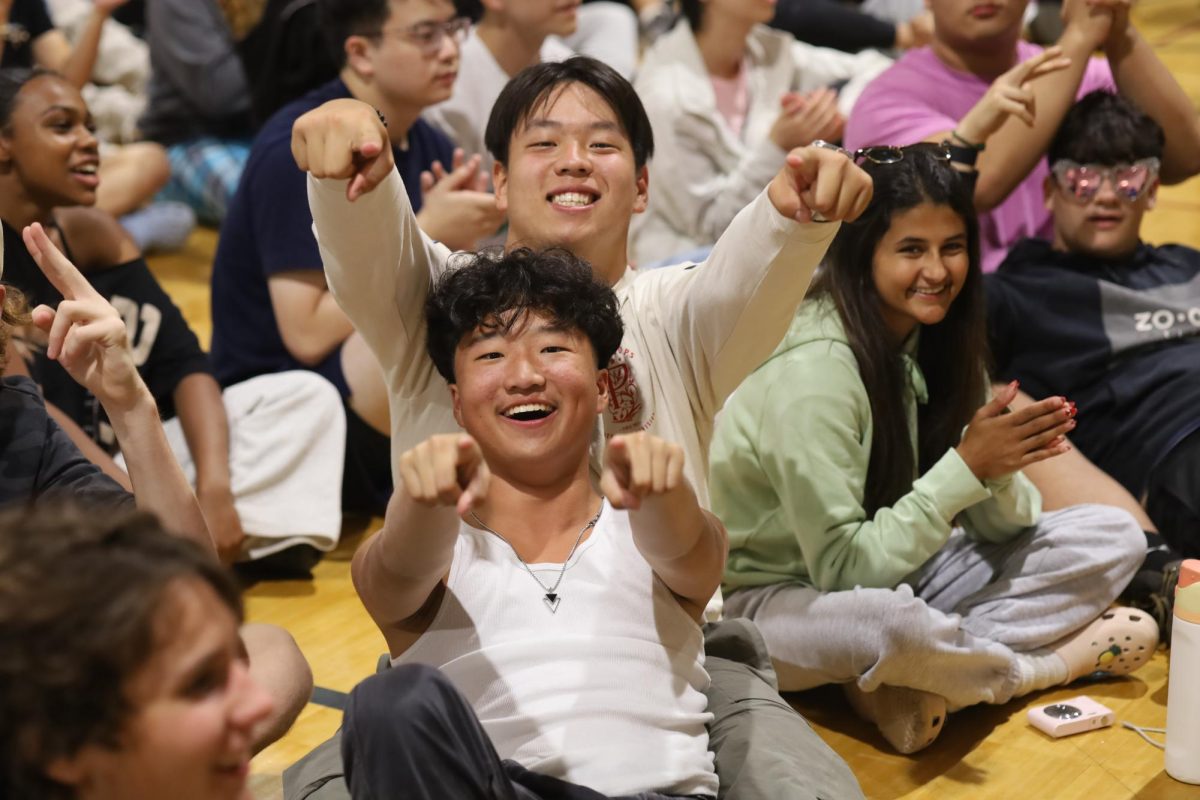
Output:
[599, 433, 725, 621]
[295, 99, 459, 463]
[1102, 0, 1200, 182]
[939, 4, 1113, 212]
[352, 434, 489, 635]
[654, 144, 872, 417]
[21, 223, 210, 549]
[39, 0, 132, 89]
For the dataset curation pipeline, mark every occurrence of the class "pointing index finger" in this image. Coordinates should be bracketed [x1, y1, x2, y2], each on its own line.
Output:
[22, 223, 98, 302]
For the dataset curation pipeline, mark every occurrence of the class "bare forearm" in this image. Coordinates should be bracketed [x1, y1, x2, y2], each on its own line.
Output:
[630, 486, 727, 611]
[59, 10, 109, 88]
[274, 284, 355, 367]
[352, 489, 460, 625]
[973, 32, 1095, 211]
[105, 388, 211, 548]
[1108, 27, 1200, 182]
[173, 373, 233, 493]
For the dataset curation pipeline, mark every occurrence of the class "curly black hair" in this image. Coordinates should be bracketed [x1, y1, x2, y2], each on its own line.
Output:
[425, 247, 624, 383]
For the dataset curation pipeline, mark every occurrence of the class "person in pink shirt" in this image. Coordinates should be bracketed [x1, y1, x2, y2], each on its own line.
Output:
[845, 0, 1200, 271]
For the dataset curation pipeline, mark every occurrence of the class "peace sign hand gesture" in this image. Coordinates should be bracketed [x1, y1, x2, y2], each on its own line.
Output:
[956, 47, 1073, 145]
[22, 222, 147, 413]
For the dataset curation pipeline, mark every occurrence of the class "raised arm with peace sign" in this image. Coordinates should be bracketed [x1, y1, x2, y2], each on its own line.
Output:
[20, 222, 211, 549]
[23, 223, 145, 413]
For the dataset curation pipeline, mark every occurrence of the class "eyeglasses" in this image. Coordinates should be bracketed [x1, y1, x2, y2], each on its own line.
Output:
[1050, 158, 1160, 205]
[367, 16, 470, 56]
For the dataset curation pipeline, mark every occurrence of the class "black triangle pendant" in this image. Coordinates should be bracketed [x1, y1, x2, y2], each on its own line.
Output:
[543, 592, 561, 613]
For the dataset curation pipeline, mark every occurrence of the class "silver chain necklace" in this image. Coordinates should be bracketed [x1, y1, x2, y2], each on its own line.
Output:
[469, 505, 603, 613]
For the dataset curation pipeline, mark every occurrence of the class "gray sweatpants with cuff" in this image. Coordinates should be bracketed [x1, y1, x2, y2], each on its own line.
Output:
[724, 504, 1144, 710]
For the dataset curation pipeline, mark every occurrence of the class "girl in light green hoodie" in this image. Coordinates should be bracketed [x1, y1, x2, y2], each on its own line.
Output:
[710, 144, 1156, 754]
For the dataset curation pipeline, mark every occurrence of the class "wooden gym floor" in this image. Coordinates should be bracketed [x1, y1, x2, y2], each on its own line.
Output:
[147, 3, 1200, 796]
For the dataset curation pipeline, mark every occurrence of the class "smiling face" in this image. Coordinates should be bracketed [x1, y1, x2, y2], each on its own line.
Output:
[871, 201, 970, 343]
[0, 74, 100, 210]
[494, 83, 647, 284]
[449, 309, 608, 486]
[1046, 164, 1157, 261]
[348, 0, 461, 112]
[50, 579, 274, 800]
[928, 0, 1028, 51]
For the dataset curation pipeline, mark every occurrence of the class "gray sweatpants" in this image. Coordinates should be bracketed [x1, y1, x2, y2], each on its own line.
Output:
[284, 619, 864, 800]
[724, 504, 1144, 710]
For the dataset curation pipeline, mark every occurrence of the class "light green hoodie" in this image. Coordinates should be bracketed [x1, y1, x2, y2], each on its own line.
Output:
[711, 296, 1042, 593]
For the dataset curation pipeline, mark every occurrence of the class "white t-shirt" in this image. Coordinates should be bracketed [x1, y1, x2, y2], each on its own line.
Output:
[422, 29, 574, 175]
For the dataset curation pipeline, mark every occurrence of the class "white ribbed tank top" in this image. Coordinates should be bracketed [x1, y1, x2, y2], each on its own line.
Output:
[393, 502, 718, 797]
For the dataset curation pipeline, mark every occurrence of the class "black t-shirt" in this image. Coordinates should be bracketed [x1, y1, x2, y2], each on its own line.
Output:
[0, 375, 134, 509]
[2, 223, 212, 453]
[986, 238, 1200, 494]
[209, 77, 455, 394]
[1, 0, 54, 69]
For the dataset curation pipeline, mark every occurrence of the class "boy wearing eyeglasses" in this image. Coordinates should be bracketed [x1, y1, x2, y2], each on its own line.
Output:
[986, 91, 1193, 623]
[210, 0, 504, 521]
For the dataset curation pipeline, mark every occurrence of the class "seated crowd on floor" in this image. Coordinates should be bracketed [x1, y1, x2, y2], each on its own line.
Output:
[1, 0, 1198, 797]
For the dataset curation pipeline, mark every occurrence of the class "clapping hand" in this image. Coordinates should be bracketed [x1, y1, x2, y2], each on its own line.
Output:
[955, 381, 1076, 482]
[771, 89, 845, 153]
[417, 149, 505, 250]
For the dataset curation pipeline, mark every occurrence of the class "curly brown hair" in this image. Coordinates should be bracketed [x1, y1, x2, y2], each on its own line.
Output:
[0, 506, 242, 799]
[0, 283, 32, 373]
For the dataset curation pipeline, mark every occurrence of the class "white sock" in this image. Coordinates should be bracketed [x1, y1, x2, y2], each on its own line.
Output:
[1013, 649, 1070, 696]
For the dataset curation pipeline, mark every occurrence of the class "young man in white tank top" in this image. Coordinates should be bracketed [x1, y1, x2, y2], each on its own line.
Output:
[343, 247, 724, 798]
[289, 56, 868, 800]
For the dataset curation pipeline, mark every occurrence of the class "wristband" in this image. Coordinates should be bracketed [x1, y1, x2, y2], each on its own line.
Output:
[942, 140, 980, 167]
[950, 130, 985, 151]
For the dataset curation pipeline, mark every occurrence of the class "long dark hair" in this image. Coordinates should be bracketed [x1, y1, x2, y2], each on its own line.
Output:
[810, 145, 986, 516]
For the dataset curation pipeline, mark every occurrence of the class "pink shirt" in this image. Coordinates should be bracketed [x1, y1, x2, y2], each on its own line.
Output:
[710, 66, 750, 140]
[844, 41, 1116, 272]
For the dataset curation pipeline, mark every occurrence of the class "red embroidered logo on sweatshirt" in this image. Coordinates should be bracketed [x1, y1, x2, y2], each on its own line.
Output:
[606, 348, 643, 425]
